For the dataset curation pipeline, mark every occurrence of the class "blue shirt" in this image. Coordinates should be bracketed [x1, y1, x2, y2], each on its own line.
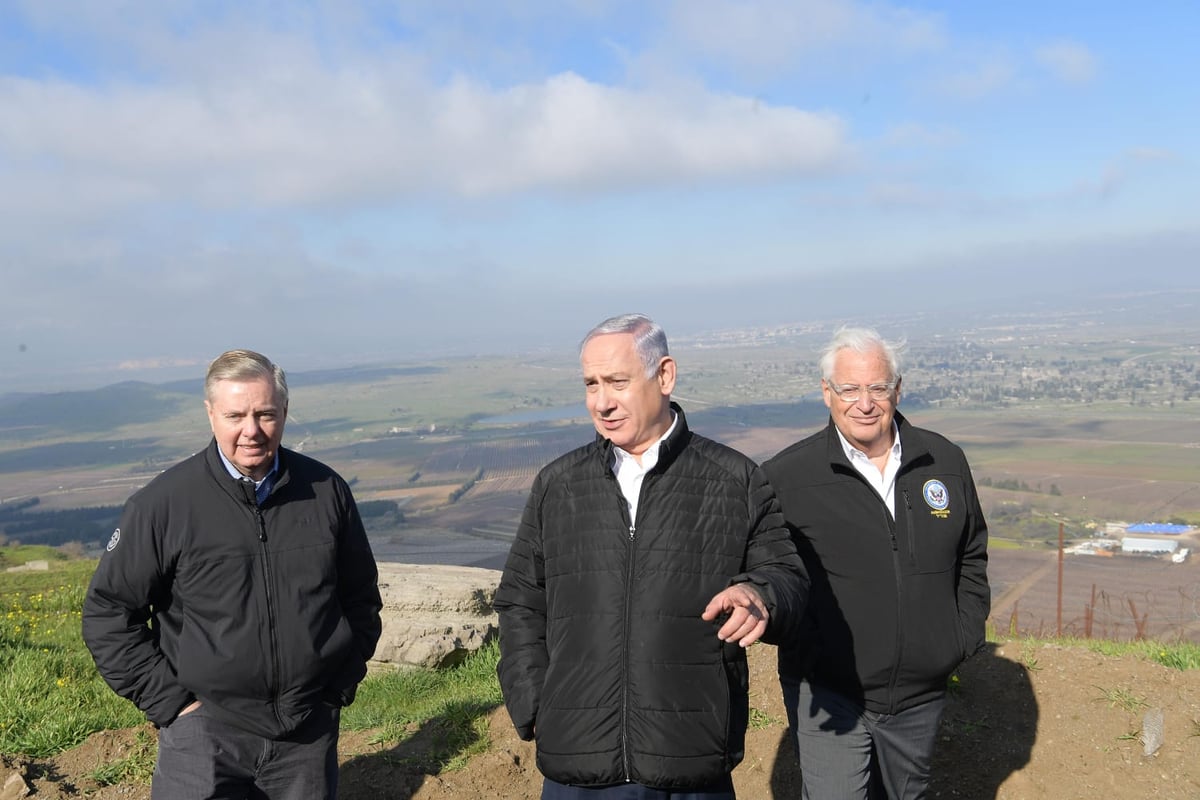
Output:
[215, 448, 278, 505]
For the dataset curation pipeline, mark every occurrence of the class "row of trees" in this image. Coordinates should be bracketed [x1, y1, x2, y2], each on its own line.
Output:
[448, 468, 485, 504]
[977, 477, 1062, 495]
[0, 491, 407, 552]
[0, 500, 120, 549]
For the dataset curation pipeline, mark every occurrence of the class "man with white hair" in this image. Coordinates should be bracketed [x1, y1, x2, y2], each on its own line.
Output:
[764, 327, 990, 800]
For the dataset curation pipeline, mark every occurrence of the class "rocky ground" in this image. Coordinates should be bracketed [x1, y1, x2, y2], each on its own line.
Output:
[5, 640, 1199, 799]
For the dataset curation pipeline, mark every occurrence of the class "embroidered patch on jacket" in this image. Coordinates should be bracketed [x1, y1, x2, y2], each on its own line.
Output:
[106, 528, 121, 552]
[922, 480, 951, 518]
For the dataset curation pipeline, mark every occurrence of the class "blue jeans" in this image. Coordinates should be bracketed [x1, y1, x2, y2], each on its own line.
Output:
[781, 677, 945, 800]
[152, 703, 340, 800]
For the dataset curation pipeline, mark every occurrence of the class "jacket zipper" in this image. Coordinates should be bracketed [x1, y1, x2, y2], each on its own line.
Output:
[245, 494, 284, 727]
[618, 469, 649, 782]
[902, 489, 916, 566]
[883, 484, 918, 711]
[621, 529, 635, 782]
[842, 468, 905, 685]
[883, 498, 903, 710]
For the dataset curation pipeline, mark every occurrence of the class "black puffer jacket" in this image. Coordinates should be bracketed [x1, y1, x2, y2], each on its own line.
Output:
[494, 405, 807, 789]
[763, 412, 990, 715]
[83, 441, 382, 739]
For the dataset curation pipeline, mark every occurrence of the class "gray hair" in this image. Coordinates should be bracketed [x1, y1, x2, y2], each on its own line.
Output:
[819, 326, 904, 383]
[205, 349, 289, 405]
[580, 313, 669, 379]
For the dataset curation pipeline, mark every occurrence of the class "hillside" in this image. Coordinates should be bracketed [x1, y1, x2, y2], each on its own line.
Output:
[10, 639, 1199, 799]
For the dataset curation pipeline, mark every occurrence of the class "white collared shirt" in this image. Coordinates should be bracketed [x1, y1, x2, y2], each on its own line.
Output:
[611, 412, 678, 525]
[834, 422, 903, 518]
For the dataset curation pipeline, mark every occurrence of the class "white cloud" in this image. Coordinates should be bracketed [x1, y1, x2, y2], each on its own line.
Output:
[933, 57, 1016, 100]
[1034, 40, 1097, 85]
[0, 60, 850, 224]
[444, 73, 850, 195]
[666, 0, 945, 71]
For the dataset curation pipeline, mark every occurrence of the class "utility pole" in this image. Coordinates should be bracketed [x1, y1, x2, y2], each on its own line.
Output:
[1056, 522, 1065, 637]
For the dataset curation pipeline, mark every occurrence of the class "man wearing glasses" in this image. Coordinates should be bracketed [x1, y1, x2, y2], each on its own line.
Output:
[763, 326, 990, 800]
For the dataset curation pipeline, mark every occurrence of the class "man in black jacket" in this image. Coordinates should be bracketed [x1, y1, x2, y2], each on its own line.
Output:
[83, 349, 382, 800]
[762, 327, 990, 800]
[495, 313, 807, 800]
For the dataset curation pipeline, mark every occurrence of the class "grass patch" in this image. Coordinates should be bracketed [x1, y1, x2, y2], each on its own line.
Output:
[986, 538, 1030, 551]
[0, 557, 144, 757]
[1074, 637, 1200, 670]
[1154, 646, 1200, 671]
[90, 727, 157, 786]
[0, 544, 70, 570]
[994, 635, 1200, 673]
[1019, 642, 1042, 671]
[748, 706, 778, 730]
[344, 638, 504, 771]
[1094, 685, 1147, 713]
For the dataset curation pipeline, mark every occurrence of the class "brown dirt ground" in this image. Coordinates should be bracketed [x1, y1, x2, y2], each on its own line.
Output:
[5, 640, 1198, 799]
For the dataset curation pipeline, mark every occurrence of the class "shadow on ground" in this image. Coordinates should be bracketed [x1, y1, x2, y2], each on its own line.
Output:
[768, 643, 1038, 799]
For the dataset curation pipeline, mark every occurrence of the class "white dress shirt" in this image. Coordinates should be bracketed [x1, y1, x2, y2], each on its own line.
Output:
[834, 422, 903, 518]
[611, 412, 679, 526]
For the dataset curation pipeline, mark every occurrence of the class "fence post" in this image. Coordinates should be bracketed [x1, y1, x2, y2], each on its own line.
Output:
[1057, 522, 1064, 637]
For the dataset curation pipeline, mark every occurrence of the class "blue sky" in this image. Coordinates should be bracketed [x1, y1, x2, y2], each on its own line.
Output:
[2, 1, 1198, 391]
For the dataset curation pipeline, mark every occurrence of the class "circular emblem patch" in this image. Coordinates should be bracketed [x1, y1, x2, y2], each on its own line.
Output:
[922, 480, 949, 511]
[106, 527, 121, 552]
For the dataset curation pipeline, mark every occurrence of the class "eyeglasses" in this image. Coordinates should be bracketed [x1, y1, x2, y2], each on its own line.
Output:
[827, 381, 896, 402]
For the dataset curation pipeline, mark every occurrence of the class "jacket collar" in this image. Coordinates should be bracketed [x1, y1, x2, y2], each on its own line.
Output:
[594, 401, 692, 473]
[822, 410, 928, 471]
[204, 439, 292, 501]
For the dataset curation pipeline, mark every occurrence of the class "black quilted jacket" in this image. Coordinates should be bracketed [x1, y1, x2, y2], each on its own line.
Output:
[494, 404, 807, 789]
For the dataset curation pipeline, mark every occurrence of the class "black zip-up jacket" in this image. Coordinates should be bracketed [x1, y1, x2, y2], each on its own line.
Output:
[762, 412, 990, 714]
[494, 404, 807, 789]
[83, 441, 382, 739]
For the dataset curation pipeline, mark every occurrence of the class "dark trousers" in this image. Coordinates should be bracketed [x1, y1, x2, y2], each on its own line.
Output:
[542, 775, 736, 800]
[152, 703, 340, 800]
[781, 677, 946, 800]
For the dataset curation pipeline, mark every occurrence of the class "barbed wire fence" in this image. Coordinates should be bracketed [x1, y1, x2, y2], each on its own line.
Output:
[1002, 581, 1200, 643]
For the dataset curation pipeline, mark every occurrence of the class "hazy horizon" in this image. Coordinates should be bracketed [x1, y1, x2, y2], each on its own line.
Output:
[3, 3, 1198, 393]
[6, 275, 1199, 397]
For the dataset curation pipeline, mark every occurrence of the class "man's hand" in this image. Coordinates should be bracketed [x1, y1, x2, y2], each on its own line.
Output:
[176, 700, 202, 719]
[701, 583, 769, 647]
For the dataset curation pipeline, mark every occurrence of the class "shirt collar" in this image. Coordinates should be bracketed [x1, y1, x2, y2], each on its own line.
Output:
[612, 410, 678, 472]
[216, 447, 279, 499]
[834, 420, 902, 465]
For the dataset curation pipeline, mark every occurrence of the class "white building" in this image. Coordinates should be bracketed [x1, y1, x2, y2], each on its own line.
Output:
[1120, 536, 1180, 555]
